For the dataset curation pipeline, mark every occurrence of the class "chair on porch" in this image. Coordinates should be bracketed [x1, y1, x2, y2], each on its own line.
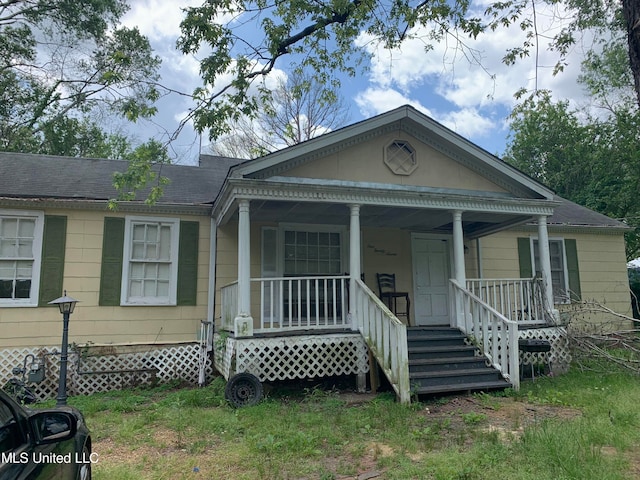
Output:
[376, 273, 411, 324]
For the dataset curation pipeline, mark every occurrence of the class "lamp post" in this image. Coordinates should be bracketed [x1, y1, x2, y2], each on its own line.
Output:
[48, 291, 79, 406]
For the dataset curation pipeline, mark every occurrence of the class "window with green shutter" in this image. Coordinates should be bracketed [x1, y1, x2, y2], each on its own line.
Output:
[101, 216, 200, 306]
[518, 236, 581, 304]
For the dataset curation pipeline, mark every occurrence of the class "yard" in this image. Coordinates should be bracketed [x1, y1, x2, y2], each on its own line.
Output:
[62, 362, 640, 480]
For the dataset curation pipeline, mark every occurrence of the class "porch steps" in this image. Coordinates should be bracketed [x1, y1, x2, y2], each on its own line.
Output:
[407, 327, 511, 396]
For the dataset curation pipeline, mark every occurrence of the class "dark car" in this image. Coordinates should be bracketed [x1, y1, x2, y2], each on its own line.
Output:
[0, 389, 91, 480]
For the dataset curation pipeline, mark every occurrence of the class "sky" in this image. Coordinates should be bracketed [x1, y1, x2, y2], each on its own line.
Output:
[121, 0, 597, 165]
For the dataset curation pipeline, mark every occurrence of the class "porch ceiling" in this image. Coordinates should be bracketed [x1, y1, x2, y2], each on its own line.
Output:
[246, 200, 532, 238]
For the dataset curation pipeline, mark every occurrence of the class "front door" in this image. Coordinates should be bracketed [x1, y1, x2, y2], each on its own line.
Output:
[412, 236, 451, 326]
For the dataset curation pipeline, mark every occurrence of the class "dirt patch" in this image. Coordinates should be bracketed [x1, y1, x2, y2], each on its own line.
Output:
[422, 394, 582, 441]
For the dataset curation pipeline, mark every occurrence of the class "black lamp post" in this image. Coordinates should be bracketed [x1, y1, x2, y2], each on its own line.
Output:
[48, 291, 79, 406]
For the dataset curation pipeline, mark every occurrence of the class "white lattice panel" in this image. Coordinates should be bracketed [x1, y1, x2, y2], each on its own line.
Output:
[519, 327, 571, 368]
[477, 327, 571, 372]
[213, 335, 236, 381]
[222, 334, 369, 382]
[0, 343, 213, 401]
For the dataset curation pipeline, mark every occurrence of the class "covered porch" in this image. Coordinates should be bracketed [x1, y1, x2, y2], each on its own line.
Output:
[212, 178, 562, 404]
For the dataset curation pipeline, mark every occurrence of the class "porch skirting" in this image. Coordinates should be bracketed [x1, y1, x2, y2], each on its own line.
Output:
[214, 332, 370, 382]
[0, 343, 213, 401]
[518, 327, 571, 373]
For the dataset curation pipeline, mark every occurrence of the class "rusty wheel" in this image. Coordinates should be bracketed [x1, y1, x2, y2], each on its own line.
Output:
[224, 373, 263, 407]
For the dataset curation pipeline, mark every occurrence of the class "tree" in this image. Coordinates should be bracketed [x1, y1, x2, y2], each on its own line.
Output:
[209, 71, 350, 158]
[0, 0, 161, 148]
[176, 0, 628, 139]
[504, 32, 640, 259]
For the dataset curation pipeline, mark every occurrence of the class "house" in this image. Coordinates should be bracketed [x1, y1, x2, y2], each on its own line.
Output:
[0, 106, 631, 403]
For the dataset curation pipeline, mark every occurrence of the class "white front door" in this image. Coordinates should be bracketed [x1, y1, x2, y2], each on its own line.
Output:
[412, 236, 451, 326]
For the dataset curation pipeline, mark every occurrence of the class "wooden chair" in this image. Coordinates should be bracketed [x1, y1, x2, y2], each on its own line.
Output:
[376, 273, 410, 323]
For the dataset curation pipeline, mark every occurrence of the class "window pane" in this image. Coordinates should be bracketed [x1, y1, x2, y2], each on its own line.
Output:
[146, 243, 158, 260]
[159, 226, 171, 260]
[0, 239, 16, 258]
[156, 281, 169, 297]
[157, 264, 170, 280]
[18, 219, 35, 237]
[0, 261, 14, 278]
[143, 280, 156, 296]
[15, 280, 31, 298]
[0, 280, 13, 298]
[146, 224, 158, 242]
[17, 239, 33, 257]
[130, 279, 143, 297]
[1, 218, 17, 238]
[16, 261, 32, 278]
[132, 224, 146, 241]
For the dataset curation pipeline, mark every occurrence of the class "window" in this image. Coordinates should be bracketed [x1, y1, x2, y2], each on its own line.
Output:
[533, 238, 569, 303]
[121, 216, 179, 305]
[284, 230, 342, 275]
[384, 140, 418, 175]
[0, 211, 43, 306]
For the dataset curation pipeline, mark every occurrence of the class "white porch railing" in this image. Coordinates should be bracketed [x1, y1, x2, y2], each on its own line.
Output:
[354, 278, 410, 404]
[451, 280, 520, 391]
[466, 277, 552, 326]
[254, 275, 350, 333]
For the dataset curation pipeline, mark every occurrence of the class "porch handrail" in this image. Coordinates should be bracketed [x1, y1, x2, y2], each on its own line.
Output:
[466, 277, 552, 325]
[451, 280, 520, 391]
[354, 278, 410, 404]
[253, 275, 350, 332]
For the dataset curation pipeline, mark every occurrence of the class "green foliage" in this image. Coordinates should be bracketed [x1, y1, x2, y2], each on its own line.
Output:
[0, 0, 170, 207]
[178, 0, 620, 141]
[0, 0, 161, 159]
[504, 35, 640, 259]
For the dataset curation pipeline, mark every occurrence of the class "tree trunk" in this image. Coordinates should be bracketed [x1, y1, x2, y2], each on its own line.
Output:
[623, 0, 640, 107]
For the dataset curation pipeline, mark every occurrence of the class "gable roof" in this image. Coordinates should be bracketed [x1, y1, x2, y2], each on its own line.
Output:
[547, 196, 629, 231]
[226, 105, 555, 201]
[0, 152, 240, 205]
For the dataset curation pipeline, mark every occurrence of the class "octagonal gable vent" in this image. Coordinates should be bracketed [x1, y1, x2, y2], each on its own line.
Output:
[384, 140, 417, 175]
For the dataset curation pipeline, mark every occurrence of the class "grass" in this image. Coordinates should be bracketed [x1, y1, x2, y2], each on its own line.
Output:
[50, 362, 640, 480]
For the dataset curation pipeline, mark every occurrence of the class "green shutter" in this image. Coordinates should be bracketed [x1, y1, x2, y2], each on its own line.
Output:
[99, 217, 125, 306]
[39, 215, 67, 305]
[517, 237, 533, 278]
[177, 221, 199, 306]
[564, 238, 582, 301]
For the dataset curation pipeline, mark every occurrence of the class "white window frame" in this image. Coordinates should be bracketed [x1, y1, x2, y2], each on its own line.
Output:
[278, 223, 347, 276]
[121, 216, 180, 306]
[531, 237, 570, 304]
[0, 209, 44, 307]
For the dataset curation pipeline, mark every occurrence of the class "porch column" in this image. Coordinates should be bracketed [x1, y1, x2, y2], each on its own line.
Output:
[537, 215, 555, 314]
[452, 210, 466, 330]
[452, 210, 466, 286]
[349, 204, 361, 332]
[235, 199, 253, 337]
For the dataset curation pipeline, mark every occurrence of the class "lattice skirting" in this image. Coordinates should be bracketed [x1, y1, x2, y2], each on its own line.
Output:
[213, 333, 369, 382]
[0, 343, 214, 401]
[470, 327, 571, 373]
[519, 327, 571, 370]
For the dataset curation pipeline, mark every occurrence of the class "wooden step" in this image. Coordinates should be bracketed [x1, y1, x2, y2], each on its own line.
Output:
[408, 344, 477, 360]
[409, 356, 488, 373]
[413, 379, 511, 396]
[410, 368, 505, 388]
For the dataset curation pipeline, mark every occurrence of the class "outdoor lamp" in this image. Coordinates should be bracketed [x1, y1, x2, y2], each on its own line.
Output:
[49, 291, 79, 406]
